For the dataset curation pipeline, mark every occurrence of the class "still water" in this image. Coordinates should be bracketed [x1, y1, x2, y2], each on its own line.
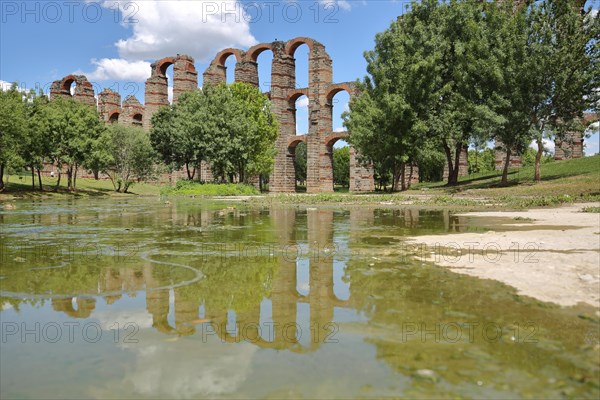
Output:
[0, 198, 598, 399]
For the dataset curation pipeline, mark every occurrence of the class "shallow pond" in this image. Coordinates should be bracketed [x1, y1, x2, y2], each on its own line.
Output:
[0, 198, 598, 399]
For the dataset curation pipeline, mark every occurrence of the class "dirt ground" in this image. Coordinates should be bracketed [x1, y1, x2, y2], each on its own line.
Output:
[408, 203, 600, 308]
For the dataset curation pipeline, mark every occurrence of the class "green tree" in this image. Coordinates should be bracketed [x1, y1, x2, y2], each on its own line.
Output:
[0, 84, 26, 191]
[345, 0, 503, 189]
[95, 124, 156, 193]
[151, 83, 278, 184]
[150, 91, 206, 180]
[333, 146, 350, 187]
[467, 148, 496, 175]
[525, 0, 598, 182]
[23, 90, 51, 190]
[294, 141, 307, 186]
[33, 97, 104, 191]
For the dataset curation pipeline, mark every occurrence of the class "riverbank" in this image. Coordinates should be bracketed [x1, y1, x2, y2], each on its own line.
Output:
[407, 203, 600, 308]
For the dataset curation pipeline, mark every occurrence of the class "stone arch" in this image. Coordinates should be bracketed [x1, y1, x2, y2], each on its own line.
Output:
[50, 74, 96, 106]
[132, 113, 143, 126]
[324, 132, 348, 148]
[284, 37, 316, 56]
[245, 43, 273, 63]
[108, 111, 120, 123]
[154, 56, 177, 77]
[287, 89, 309, 105]
[288, 135, 306, 150]
[325, 83, 356, 105]
[203, 48, 244, 86]
[215, 48, 244, 66]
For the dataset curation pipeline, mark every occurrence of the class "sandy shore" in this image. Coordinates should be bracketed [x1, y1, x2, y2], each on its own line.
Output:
[407, 203, 600, 308]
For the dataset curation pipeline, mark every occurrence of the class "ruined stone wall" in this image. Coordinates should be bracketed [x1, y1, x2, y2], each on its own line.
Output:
[121, 95, 145, 127]
[442, 147, 469, 180]
[50, 75, 96, 106]
[554, 131, 584, 160]
[97, 89, 121, 123]
[494, 140, 522, 170]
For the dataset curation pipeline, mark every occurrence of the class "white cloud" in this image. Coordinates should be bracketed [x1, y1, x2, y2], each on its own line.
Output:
[103, 1, 257, 62]
[529, 138, 555, 153]
[319, 0, 352, 11]
[94, 309, 154, 330]
[168, 86, 173, 103]
[296, 96, 309, 108]
[334, 127, 346, 132]
[77, 58, 151, 82]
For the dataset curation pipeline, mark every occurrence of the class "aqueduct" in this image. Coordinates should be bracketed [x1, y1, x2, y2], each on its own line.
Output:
[49, 36, 597, 188]
[201, 37, 375, 192]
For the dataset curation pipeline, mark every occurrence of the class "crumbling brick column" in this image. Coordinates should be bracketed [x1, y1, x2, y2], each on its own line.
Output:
[555, 132, 584, 160]
[349, 147, 375, 192]
[235, 60, 259, 87]
[97, 89, 121, 123]
[121, 95, 144, 127]
[494, 140, 523, 170]
[442, 146, 469, 180]
[269, 41, 297, 192]
[173, 55, 198, 103]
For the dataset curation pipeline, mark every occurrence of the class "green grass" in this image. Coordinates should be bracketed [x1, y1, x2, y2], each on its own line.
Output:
[581, 206, 600, 213]
[2, 156, 598, 208]
[160, 180, 260, 196]
[0, 174, 160, 199]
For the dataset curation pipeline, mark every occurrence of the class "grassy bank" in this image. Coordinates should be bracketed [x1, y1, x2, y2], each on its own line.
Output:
[0, 174, 160, 199]
[1, 156, 598, 208]
[160, 181, 259, 196]
[261, 155, 600, 208]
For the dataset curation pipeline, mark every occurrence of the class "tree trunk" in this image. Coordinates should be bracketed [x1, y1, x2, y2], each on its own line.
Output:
[501, 147, 511, 186]
[400, 162, 407, 191]
[407, 163, 415, 190]
[67, 167, 73, 191]
[73, 165, 78, 191]
[391, 162, 400, 192]
[31, 165, 35, 190]
[37, 168, 43, 191]
[534, 139, 543, 182]
[55, 170, 61, 190]
[0, 164, 4, 191]
[185, 163, 196, 180]
[447, 145, 462, 186]
[94, 170, 99, 180]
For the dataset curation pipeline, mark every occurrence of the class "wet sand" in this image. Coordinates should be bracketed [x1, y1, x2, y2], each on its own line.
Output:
[408, 203, 600, 308]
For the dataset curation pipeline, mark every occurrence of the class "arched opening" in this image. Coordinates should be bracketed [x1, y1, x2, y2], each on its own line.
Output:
[132, 113, 143, 126]
[331, 90, 350, 133]
[247, 45, 274, 93]
[108, 112, 119, 124]
[327, 137, 350, 192]
[224, 54, 237, 84]
[289, 137, 307, 191]
[62, 77, 76, 96]
[291, 43, 310, 89]
[164, 64, 174, 104]
[294, 95, 309, 136]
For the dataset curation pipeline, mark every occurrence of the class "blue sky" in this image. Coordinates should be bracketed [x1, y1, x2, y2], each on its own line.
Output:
[1, 0, 598, 153]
